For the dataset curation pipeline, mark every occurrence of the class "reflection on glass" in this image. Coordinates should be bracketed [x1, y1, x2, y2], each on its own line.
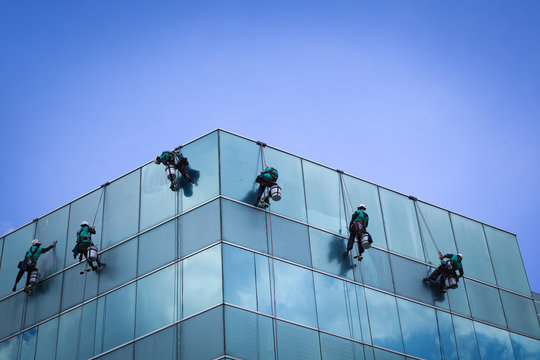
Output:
[179, 307, 224, 360]
[223, 245, 256, 310]
[35, 318, 58, 360]
[19, 327, 37, 360]
[255, 254, 273, 315]
[465, 279, 506, 328]
[509, 332, 540, 359]
[354, 248, 394, 293]
[276, 320, 321, 360]
[0, 291, 25, 340]
[61, 264, 98, 311]
[135, 326, 176, 360]
[0, 224, 35, 299]
[500, 290, 540, 338]
[270, 215, 311, 267]
[56, 308, 80, 360]
[138, 220, 176, 276]
[447, 279, 470, 317]
[140, 162, 176, 231]
[390, 254, 433, 305]
[98, 344, 133, 360]
[435, 310, 458, 360]
[364, 288, 404, 353]
[179, 199, 220, 257]
[98, 239, 137, 294]
[0, 335, 20, 360]
[100, 283, 136, 352]
[451, 315, 480, 360]
[320, 332, 367, 360]
[474, 321, 515, 359]
[221, 199, 268, 253]
[35, 206, 69, 275]
[24, 272, 63, 328]
[416, 202, 456, 266]
[310, 227, 353, 280]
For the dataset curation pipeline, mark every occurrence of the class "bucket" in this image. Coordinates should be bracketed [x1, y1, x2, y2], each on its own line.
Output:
[165, 165, 176, 180]
[269, 185, 282, 201]
[29, 271, 40, 286]
[87, 246, 98, 261]
[447, 276, 458, 289]
[360, 233, 371, 249]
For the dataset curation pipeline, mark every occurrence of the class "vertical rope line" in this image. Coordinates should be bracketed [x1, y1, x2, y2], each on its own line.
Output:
[91, 189, 104, 227]
[76, 271, 89, 360]
[413, 200, 440, 253]
[446, 294, 461, 360]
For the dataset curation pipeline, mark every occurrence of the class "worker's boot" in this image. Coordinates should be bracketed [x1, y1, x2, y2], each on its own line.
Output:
[12, 285, 16, 292]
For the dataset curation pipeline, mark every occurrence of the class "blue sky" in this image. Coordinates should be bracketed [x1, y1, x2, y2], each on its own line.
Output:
[1, 1, 539, 292]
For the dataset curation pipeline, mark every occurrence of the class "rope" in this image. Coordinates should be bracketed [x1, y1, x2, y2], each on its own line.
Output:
[92, 188, 105, 227]
[412, 199, 441, 254]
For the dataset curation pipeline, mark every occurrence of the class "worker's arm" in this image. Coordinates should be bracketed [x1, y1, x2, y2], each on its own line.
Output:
[458, 268, 464, 278]
[89, 227, 96, 235]
[41, 241, 57, 253]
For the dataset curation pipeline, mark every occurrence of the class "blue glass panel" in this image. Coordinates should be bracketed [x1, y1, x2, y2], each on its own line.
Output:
[61, 263, 99, 311]
[100, 283, 136, 352]
[373, 348, 405, 360]
[396, 298, 441, 360]
[222, 199, 268, 253]
[451, 315, 481, 360]
[474, 321, 515, 359]
[34, 317, 58, 360]
[447, 279, 470, 316]
[179, 131, 220, 211]
[509, 332, 540, 360]
[181, 245, 222, 318]
[135, 325, 176, 360]
[343, 175, 387, 249]
[500, 290, 540, 338]
[179, 306, 224, 360]
[224, 306, 275, 360]
[435, 310, 458, 360]
[320, 332, 367, 360]
[354, 284, 373, 344]
[0, 291, 25, 340]
[0, 223, 35, 298]
[179, 199, 220, 257]
[102, 169, 140, 249]
[390, 254, 433, 305]
[19, 327, 37, 360]
[264, 146, 307, 222]
[310, 227, 353, 280]
[35, 205, 69, 275]
[56, 308, 81, 360]
[354, 248, 394, 293]
[138, 220, 176, 276]
[223, 245, 256, 310]
[364, 288, 404, 353]
[303, 160, 347, 235]
[450, 213, 496, 284]
[96, 344, 133, 359]
[270, 215, 311, 267]
[79, 301, 98, 360]
[274, 259, 317, 328]
[98, 238, 137, 294]
[465, 279, 506, 327]
[24, 272, 63, 327]
[276, 320, 321, 360]
[379, 189, 424, 261]
[0, 335, 20, 359]
[136, 265, 176, 337]
[255, 253, 273, 315]
[0, 237, 3, 268]
[140, 162, 176, 231]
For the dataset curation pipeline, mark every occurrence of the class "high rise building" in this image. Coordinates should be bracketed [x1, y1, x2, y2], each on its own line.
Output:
[0, 129, 538, 359]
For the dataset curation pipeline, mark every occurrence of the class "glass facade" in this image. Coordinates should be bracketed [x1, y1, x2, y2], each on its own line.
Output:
[0, 129, 538, 359]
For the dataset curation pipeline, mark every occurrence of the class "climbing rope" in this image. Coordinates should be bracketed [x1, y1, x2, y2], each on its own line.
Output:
[410, 196, 441, 255]
[92, 188, 105, 227]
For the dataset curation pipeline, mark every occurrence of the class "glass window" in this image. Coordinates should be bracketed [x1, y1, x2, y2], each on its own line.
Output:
[178, 199, 220, 257]
[270, 215, 311, 267]
[96, 344, 133, 359]
[354, 248, 394, 293]
[0, 335, 20, 359]
[56, 307, 81, 360]
[451, 315, 481, 360]
[66, 188, 105, 267]
[500, 290, 540, 338]
[180, 244, 222, 318]
[140, 162, 177, 231]
[136, 265, 176, 337]
[465, 279, 507, 328]
[396, 298, 441, 360]
[446, 279, 470, 317]
[179, 131, 220, 212]
[0, 223, 35, 299]
[179, 306, 224, 360]
[35, 317, 58, 360]
[276, 320, 321, 360]
[484, 226, 530, 296]
[98, 238, 137, 294]
[509, 332, 540, 360]
[379, 189, 425, 261]
[24, 272, 63, 328]
[354, 284, 373, 345]
[102, 169, 140, 249]
[223, 245, 257, 310]
[474, 321, 515, 359]
[264, 147, 307, 222]
[138, 220, 176, 276]
[222, 199, 268, 253]
[0, 237, 3, 267]
[61, 263, 99, 311]
[303, 160, 347, 235]
[309, 227, 353, 280]
[79, 301, 98, 360]
[343, 175, 387, 249]
[98, 283, 136, 352]
[435, 310, 458, 360]
[373, 348, 405, 359]
[390, 254, 434, 305]
[320, 332, 367, 360]
[450, 213, 496, 284]
[135, 325, 176, 360]
[274, 259, 318, 328]
[0, 291, 25, 340]
[255, 253, 274, 315]
[19, 327, 37, 360]
[35, 205, 69, 275]
[224, 306, 275, 360]
[364, 288, 404, 353]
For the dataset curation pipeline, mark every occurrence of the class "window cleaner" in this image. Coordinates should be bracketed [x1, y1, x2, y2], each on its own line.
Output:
[254, 165, 280, 208]
[343, 204, 372, 261]
[424, 251, 464, 293]
[154, 149, 192, 190]
[12, 239, 57, 295]
[73, 221, 106, 274]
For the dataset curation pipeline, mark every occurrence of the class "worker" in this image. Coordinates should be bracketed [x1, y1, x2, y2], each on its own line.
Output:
[254, 165, 279, 208]
[12, 239, 57, 295]
[424, 251, 464, 293]
[343, 204, 370, 261]
[154, 149, 192, 190]
[73, 221, 105, 274]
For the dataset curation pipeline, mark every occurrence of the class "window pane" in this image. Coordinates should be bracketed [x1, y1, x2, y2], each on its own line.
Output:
[500, 290, 540, 338]
[223, 245, 256, 310]
[320, 332, 367, 360]
[379, 189, 424, 261]
[447, 279, 471, 317]
[138, 220, 176, 276]
[35, 317, 58, 360]
[222, 199, 268, 253]
[364, 288, 404, 353]
[179, 131, 220, 211]
[465, 279, 507, 328]
[354, 248, 394, 293]
[102, 170, 140, 249]
[225, 306, 275, 360]
[274, 259, 318, 328]
[255, 253, 274, 315]
[179, 199, 220, 258]
[373, 348, 405, 359]
[450, 214, 496, 284]
[20, 327, 37, 360]
[35, 205, 69, 275]
[0, 223, 35, 298]
[56, 308, 81, 360]
[474, 321, 515, 359]
[79, 301, 98, 360]
[96, 344, 133, 359]
[0, 291, 25, 340]
[179, 306, 224, 360]
[451, 315, 481, 360]
[276, 320, 321, 360]
[344, 176, 387, 249]
[435, 310, 458, 360]
[140, 162, 176, 231]
[303, 160, 347, 235]
[396, 298, 441, 360]
[136, 265, 176, 337]
[61, 263, 99, 311]
[270, 215, 311, 267]
[0, 335, 20, 359]
[484, 226, 530, 296]
[355, 285, 374, 345]
[24, 272, 63, 328]
[309, 227, 353, 280]
[99, 283, 136, 352]
[98, 238, 137, 294]
[181, 244, 222, 318]
[509, 332, 540, 360]
[135, 325, 176, 360]
[264, 147, 307, 222]
[390, 254, 434, 305]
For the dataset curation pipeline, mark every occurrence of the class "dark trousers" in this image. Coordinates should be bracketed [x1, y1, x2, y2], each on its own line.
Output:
[255, 176, 276, 205]
[76, 244, 103, 271]
[14, 265, 36, 287]
[347, 230, 365, 255]
[429, 265, 456, 290]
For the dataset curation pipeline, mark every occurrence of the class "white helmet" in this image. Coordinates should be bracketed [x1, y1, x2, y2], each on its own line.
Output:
[358, 204, 367, 210]
[31, 239, 41, 246]
[81, 221, 89, 226]
[457, 254, 463, 260]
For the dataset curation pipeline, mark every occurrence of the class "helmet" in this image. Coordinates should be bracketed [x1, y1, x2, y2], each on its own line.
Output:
[358, 204, 367, 210]
[31, 239, 41, 246]
[457, 253, 463, 260]
[81, 221, 89, 226]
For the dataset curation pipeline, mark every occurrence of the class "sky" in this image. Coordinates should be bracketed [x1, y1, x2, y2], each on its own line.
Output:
[0, 1, 539, 292]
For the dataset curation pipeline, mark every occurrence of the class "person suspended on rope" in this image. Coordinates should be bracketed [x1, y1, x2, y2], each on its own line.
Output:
[343, 204, 371, 261]
[12, 239, 57, 295]
[73, 221, 105, 274]
[154, 149, 192, 190]
[254, 165, 279, 208]
[424, 251, 464, 293]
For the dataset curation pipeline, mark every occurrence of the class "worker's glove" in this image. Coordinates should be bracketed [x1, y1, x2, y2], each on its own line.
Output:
[439, 256, 443, 260]
[52, 241, 57, 247]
